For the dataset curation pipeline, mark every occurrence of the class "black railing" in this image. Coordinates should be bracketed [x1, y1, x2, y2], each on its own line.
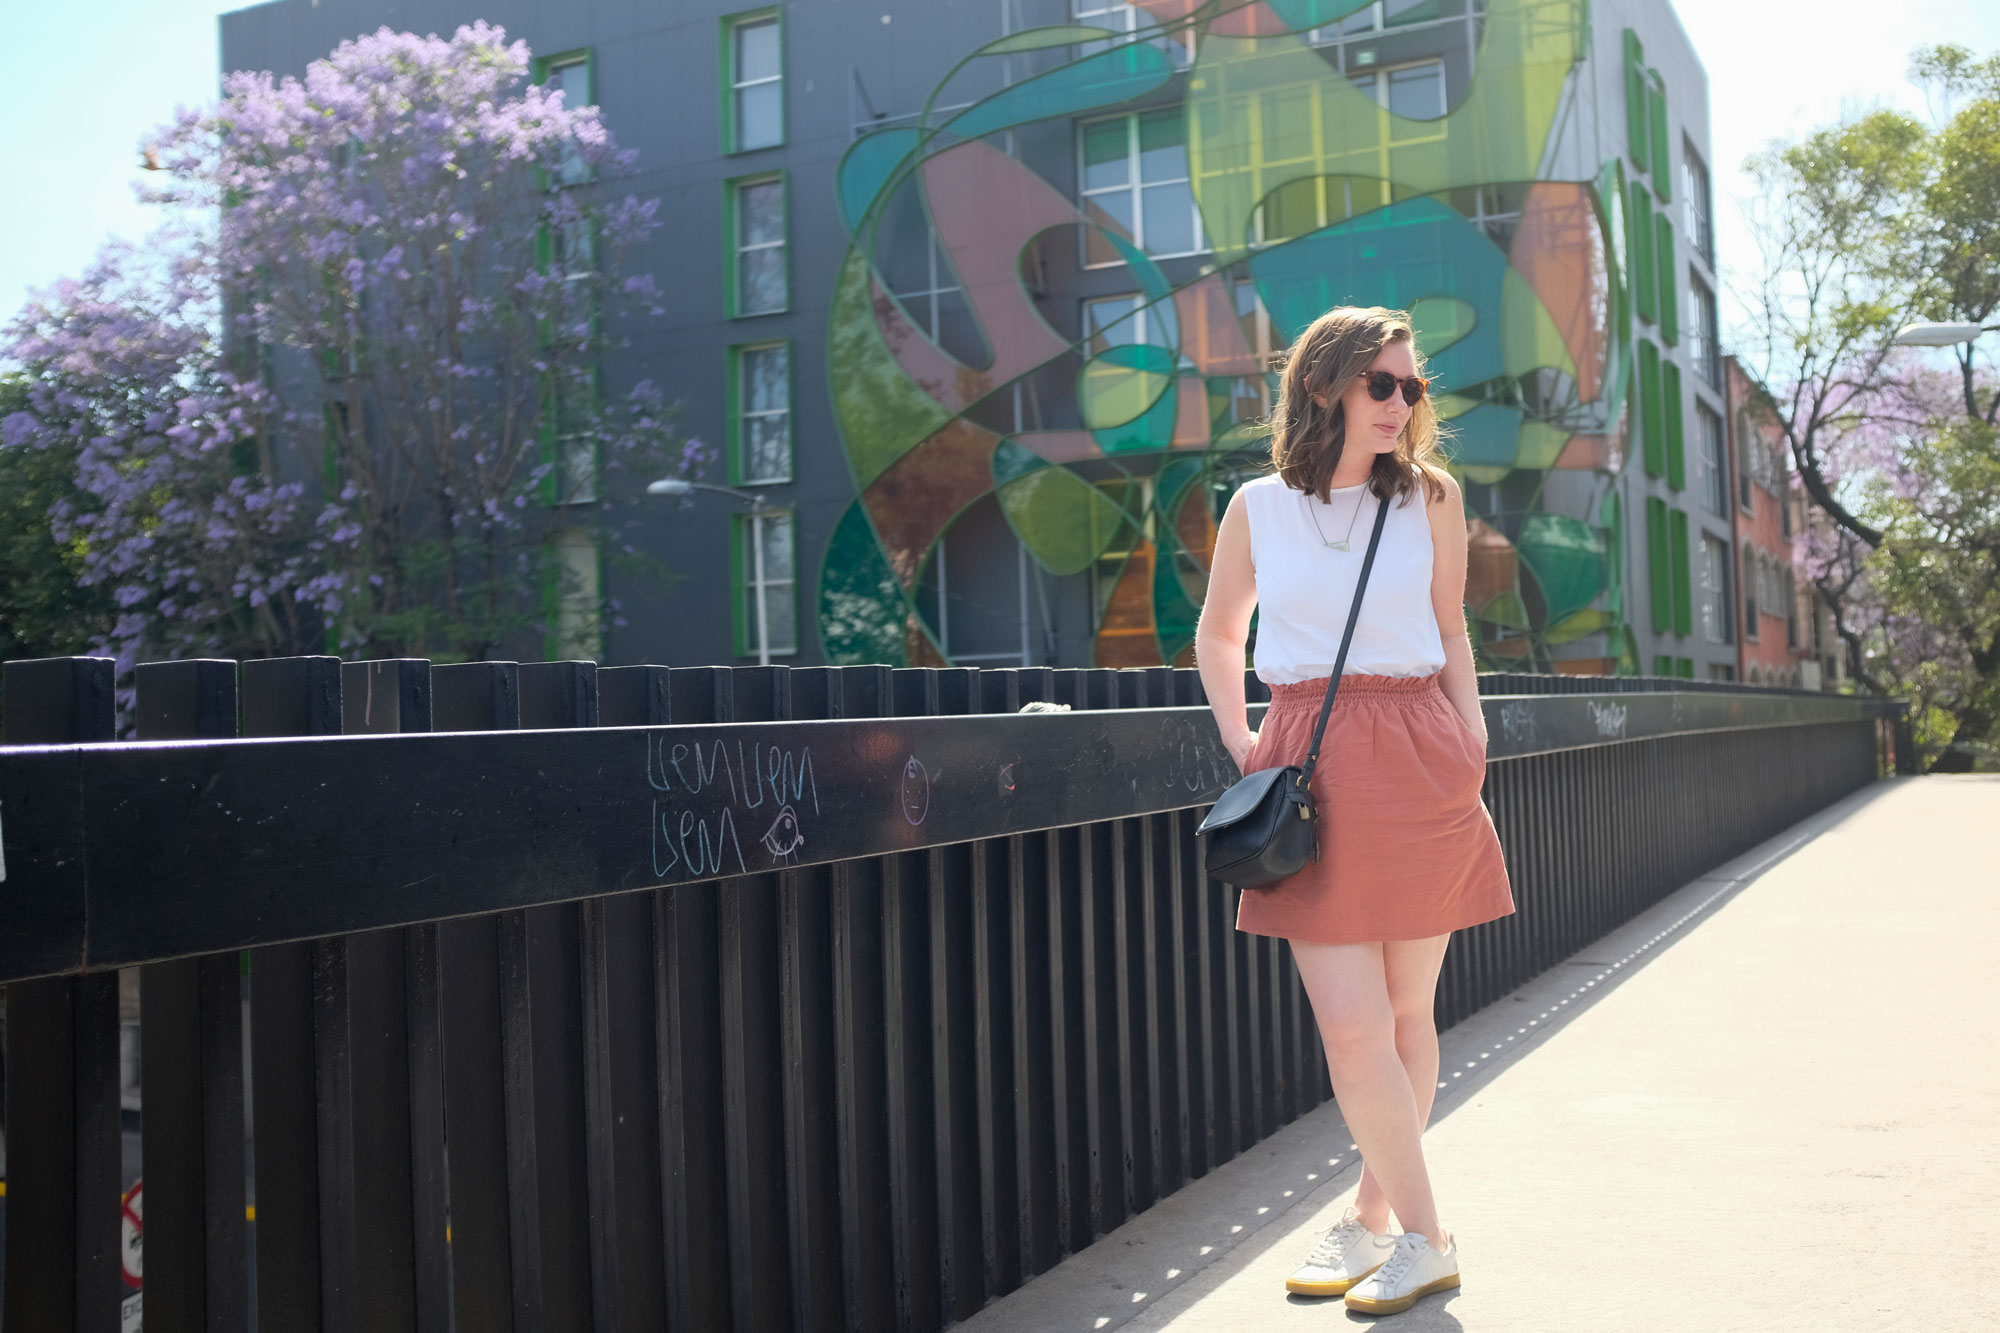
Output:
[0, 656, 1903, 1332]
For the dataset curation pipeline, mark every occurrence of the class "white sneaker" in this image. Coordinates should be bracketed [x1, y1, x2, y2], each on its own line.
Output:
[1285, 1206, 1396, 1296]
[1343, 1230, 1460, 1314]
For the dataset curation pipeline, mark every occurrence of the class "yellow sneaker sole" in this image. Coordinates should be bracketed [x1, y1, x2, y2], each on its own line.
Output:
[1285, 1261, 1384, 1297]
[1343, 1271, 1460, 1314]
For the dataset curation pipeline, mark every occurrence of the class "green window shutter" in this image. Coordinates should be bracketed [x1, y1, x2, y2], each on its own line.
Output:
[1647, 495, 1671, 634]
[1670, 508, 1692, 637]
[1656, 214, 1679, 345]
[729, 512, 748, 657]
[1624, 31, 1649, 171]
[1628, 183, 1656, 324]
[721, 181, 739, 318]
[724, 346, 743, 485]
[537, 377, 558, 505]
[1651, 654, 1673, 677]
[1649, 73, 1671, 203]
[1676, 657, 1694, 679]
[1663, 360, 1685, 490]
[1638, 339, 1663, 478]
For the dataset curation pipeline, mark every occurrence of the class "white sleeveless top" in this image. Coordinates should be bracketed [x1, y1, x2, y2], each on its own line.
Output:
[1242, 473, 1446, 683]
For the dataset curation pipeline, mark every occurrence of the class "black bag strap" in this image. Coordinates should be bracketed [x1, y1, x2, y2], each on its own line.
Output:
[1297, 491, 1391, 789]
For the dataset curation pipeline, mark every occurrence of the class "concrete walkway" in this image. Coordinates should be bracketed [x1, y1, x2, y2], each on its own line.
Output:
[959, 776, 2000, 1332]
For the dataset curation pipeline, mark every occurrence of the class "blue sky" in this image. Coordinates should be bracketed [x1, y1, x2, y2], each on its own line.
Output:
[4, 1, 1999, 341]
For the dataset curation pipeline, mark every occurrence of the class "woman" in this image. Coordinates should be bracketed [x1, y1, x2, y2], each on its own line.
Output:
[1193, 305, 1514, 1316]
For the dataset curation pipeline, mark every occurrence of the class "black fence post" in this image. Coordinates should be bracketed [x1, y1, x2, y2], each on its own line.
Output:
[241, 656, 342, 1332]
[2, 656, 123, 1333]
[135, 658, 251, 1333]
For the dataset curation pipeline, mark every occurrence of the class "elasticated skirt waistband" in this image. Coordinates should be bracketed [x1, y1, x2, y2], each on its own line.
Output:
[1265, 671, 1444, 709]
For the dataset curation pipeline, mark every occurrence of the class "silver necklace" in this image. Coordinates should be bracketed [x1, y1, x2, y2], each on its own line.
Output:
[1306, 485, 1368, 551]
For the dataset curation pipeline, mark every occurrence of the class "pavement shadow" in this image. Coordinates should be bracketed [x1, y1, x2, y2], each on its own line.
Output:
[957, 777, 1902, 1333]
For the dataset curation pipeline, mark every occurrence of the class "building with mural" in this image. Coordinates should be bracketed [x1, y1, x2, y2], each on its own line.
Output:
[222, 0, 1736, 678]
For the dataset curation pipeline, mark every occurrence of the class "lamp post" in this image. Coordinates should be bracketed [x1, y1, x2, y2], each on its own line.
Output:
[647, 476, 771, 668]
[1891, 321, 1995, 347]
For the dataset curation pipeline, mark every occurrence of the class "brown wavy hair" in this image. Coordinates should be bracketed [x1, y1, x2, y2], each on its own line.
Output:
[1268, 305, 1449, 508]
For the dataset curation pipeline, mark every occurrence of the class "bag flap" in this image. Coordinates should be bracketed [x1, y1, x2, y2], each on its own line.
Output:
[1196, 765, 1300, 833]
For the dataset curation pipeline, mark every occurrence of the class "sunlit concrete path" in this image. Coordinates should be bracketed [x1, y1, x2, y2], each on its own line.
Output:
[958, 776, 2000, 1333]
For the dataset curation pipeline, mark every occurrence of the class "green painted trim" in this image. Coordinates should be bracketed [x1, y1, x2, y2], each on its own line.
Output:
[1655, 213, 1679, 345]
[1669, 507, 1692, 637]
[729, 511, 748, 657]
[1663, 360, 1685, 491]
[720, 6, 784, 156]
[532, 47, 595, 102]
[1623, 30, 1648, 170]
[1646, 495, 1670, 634]
[723, 169, 789, 318]
[1638, 339, 1663, 478]
[725, 339, 794, 487]
[1648, 72, 1671, 204]
[1627, 182, 1655, 325]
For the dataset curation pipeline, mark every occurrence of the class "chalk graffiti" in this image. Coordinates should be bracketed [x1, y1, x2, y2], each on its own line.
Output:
[1162, 716, 1235, 792]
[760, 804, 805, 863]
[651, 800, 749, 879]
[1499, 702, 1540, 748]
[901, 756, 930, 825]
[1587, 701, 1629, 739]
[645, 731, 819, 880]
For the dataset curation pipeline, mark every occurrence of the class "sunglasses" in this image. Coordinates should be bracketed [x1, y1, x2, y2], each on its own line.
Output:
[1362, 370, 1429, 406]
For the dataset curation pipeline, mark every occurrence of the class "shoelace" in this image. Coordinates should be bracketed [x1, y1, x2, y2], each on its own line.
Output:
[1306, 1213, 1371, 1268]
[1374, 1233, 1429, 1289]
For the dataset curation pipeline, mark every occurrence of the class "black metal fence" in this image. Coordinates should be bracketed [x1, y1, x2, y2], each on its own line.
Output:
[0, 655, 1902, 1332]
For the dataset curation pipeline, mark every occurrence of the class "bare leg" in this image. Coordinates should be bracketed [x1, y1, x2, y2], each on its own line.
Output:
[1347, 934, 1451, 1238]
[1290, 937, 1450, 1252]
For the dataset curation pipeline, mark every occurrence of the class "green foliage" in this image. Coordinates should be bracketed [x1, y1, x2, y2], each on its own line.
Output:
[1749, 44, 2000, 770]
[0, 375, 117, 733]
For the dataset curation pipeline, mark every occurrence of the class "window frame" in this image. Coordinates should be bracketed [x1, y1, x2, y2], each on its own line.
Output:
[727, 340, 795, 487]
[1682, 139, 1715, 267]
[1687, 274, 1721, 388]
[1070, 0, 1196, 67]
[1698, 401, 1728, 517]
[731, 506, 800, 659]
[721, 7, 785, 155]
[1078, 109, 1209, 267]
[724, 170, 790, 318]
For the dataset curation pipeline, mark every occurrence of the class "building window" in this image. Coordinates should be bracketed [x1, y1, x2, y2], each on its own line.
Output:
[730, 342, 791, 485]
[725, 10, 783, 153]
[1700, 531, 1731, 644]
[729, 174, 787, 316]
[734, 508, 798, 657]
[1687, 277, 1720, 388]
[1699, 402, 1727, 516]
[1743, 547, 1759, 639]
[1071, 0, 1195, 67]
[1084, 293, 1179, 353]
[1353, 59, 1448, 124]
[1736, 407, 1756, 513]
[1785, 566, 1800, 649]
[548, 528, 602, 661]
[535, 52, 594, 186]
[1230, 277, 1276, 421]
[1080, 110, 1205, 265]
[547, 370, 599, 505]
[1683, 141, 1714, 266]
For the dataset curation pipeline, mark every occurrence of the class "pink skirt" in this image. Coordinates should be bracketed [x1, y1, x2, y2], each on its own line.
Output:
[1233, 672, 1515, 945]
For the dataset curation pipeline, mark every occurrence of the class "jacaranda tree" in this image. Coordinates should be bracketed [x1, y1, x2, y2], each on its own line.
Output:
[1, 22, 707, 672]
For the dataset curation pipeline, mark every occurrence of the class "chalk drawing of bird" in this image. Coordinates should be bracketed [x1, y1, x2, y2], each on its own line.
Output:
[760, 804, 804, 863]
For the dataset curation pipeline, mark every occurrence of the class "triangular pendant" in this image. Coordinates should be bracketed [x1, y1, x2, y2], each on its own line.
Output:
[1326, 540, 1350, 551]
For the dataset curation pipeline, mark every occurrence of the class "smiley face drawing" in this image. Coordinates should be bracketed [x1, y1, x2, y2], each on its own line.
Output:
[900, 756, 929, 826]
[760, 804, 804, 863]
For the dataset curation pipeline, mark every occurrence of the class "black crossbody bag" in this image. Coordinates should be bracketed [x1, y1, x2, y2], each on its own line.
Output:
[1196, 492, 1390, 890]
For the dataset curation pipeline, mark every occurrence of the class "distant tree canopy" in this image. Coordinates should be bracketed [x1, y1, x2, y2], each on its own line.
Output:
[1, 23, 709, 677]
[1744, 44, 2000, 770]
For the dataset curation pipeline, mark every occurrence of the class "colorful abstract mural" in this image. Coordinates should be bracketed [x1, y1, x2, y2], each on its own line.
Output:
[819, 0, 1638, 671]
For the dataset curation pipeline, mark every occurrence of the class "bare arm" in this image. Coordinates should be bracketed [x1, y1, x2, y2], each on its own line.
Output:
[1427, 471, 1486, 744]
[1194, 489, 1259, 771]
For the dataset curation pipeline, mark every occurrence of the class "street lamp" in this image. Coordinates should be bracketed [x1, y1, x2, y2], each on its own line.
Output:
[1891, 321, 1994, 347]
[647, 476, 772, 668]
